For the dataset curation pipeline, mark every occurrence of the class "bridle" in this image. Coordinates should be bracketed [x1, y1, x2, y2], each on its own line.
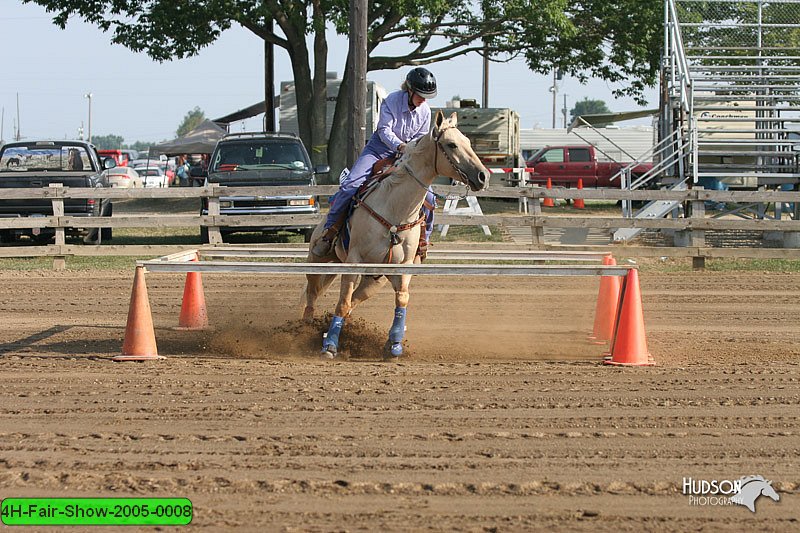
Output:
[433, 126, 469, 183]
[403, 125, 471, 201]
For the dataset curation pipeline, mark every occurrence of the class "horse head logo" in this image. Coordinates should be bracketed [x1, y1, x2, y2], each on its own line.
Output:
[730, 475, 780, 513]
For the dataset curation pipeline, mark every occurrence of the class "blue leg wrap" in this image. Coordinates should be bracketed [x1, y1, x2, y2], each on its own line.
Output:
[389, 308, 406, 356]
[389, 308, 407, 343]
[323, 316, 345, 353]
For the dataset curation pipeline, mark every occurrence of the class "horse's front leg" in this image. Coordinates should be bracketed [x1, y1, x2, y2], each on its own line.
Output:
[321, 273, 359, 359]
[386, 273, 412, 358]
[351, 275, 389, 312]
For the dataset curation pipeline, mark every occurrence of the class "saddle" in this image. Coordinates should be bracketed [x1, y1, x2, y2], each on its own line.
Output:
[369, 155, 398, 180]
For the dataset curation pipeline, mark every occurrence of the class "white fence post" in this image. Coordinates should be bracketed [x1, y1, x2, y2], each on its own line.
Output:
[49, 184, 66, 270]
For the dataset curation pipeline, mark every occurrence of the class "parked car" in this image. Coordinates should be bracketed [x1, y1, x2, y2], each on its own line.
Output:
[132, 157, 175, 185]
[525, 145, 654, 188]
[201, 132, 328, 243]
[121, 148, 139, 162]
[136, 166, 170, 188]
[0, 140, 114, 243]
[98, 149, 130, 167]
[104, 166, 143, 188]
[130, 155, 167, 168]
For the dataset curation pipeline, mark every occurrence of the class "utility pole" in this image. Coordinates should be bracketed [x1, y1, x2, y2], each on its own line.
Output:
[550, 71, 557, 128]
[482, 41, 489, 108]
[84, 93, 93, 143]
[15, 93, 21, 141]
[1, 107, 4, 142]
[550, 70, 563, 128]
[263, 19, 275, 132]
[562, 94, 568, 128]
[346, 0, 367, 167]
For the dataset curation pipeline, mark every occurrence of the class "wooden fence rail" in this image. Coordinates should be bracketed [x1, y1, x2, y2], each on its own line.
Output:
[0, 184, 799, 266]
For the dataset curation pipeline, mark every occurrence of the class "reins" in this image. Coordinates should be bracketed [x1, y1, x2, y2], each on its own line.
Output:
[403, 127, 470, 202]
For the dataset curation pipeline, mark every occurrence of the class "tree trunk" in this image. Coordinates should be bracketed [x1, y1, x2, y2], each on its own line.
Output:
[328, 61, 352, 185]
[289, 45, 314, 151]
[309, 23, 328, 169]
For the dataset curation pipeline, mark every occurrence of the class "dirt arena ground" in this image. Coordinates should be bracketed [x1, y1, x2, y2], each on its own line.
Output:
[1, 266, 798, 531]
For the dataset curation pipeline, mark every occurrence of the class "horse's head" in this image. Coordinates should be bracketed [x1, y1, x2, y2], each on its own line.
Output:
[430, 111, 489, 191]
[734, 476, 781, 511]
[761, 481, 780, 502]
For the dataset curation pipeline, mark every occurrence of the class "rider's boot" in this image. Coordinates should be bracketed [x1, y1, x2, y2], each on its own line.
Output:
[311, 208, 349, 257]
[311, 227, 337, 256]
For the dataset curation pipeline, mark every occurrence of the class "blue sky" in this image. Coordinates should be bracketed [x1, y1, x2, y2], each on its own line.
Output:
[0, 2, 658, 144]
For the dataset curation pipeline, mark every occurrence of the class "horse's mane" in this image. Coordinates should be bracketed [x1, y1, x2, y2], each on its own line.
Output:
[382, 137, 424, 188]
[739, 475, 768, 486]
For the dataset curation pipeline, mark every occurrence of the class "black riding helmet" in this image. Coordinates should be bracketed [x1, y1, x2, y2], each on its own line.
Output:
[406, 67, 437, 99]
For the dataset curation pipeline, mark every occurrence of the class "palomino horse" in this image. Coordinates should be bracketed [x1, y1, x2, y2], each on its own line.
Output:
[303, 111, 489, 359]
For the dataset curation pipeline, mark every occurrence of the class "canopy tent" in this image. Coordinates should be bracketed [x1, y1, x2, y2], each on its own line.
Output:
[565, 109, 659, 162]
[567, 109, 659, 132]
[213, 96, 279, 125]
[150, 120, 228, 155]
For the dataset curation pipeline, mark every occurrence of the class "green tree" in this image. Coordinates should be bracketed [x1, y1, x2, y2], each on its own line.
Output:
[128, 140, 156, 153]
[176, 107, 205, 138]
[570, 98, 612, 125]
[90, 134, 124, 150]
[23, 0, 662, 176]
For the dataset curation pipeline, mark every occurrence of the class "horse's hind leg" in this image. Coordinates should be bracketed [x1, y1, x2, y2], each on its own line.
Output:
[385, 274, 412, 358]
[303, 273, 337, 322]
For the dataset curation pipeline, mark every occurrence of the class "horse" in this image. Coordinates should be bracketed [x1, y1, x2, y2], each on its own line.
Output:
[730, 475, 780, 512]
[302, 111, 489, 359]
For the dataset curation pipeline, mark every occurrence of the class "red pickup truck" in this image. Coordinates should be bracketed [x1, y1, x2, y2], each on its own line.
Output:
[525, 145, 653, 188]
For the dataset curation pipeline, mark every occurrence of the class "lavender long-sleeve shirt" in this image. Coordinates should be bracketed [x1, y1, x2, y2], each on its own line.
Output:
[370, 90, 431, 153]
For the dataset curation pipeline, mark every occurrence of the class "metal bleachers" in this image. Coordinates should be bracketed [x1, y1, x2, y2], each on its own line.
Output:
[672, 0, 800, 185]
[614, 0, 800, 242]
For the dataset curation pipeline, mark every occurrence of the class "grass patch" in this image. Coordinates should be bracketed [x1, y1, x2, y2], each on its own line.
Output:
[111, 227, 202, 245]
[634, 257, 800, 273]
[476, 198, 620, 216]
[0, 256, 136, 270]
[431, 225, 504, 243]
[109, 227, 307, 245]
[705, 258, 800, 272]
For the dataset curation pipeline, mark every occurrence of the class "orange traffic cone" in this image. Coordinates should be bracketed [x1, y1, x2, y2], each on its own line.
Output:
[574, 179, 585, 209]
[604, 269, 654, 366]
[543, 178, 555, 207]
[175, 257, 209, 330]
[588, 255, 621, 345]
[114, 267, 163, 361]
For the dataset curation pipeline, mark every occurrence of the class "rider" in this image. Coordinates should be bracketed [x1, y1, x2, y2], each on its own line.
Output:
[311, 67, 438, 257]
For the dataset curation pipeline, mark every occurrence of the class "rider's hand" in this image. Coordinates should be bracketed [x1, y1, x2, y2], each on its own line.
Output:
[397, 143, 406, 153]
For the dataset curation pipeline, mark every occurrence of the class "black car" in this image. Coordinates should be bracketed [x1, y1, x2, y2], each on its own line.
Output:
[200, 132, 329, 243]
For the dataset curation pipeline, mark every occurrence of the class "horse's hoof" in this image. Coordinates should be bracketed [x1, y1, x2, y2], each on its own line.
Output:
[383, 340, 403, 359]
[321, 341, 338, 360]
